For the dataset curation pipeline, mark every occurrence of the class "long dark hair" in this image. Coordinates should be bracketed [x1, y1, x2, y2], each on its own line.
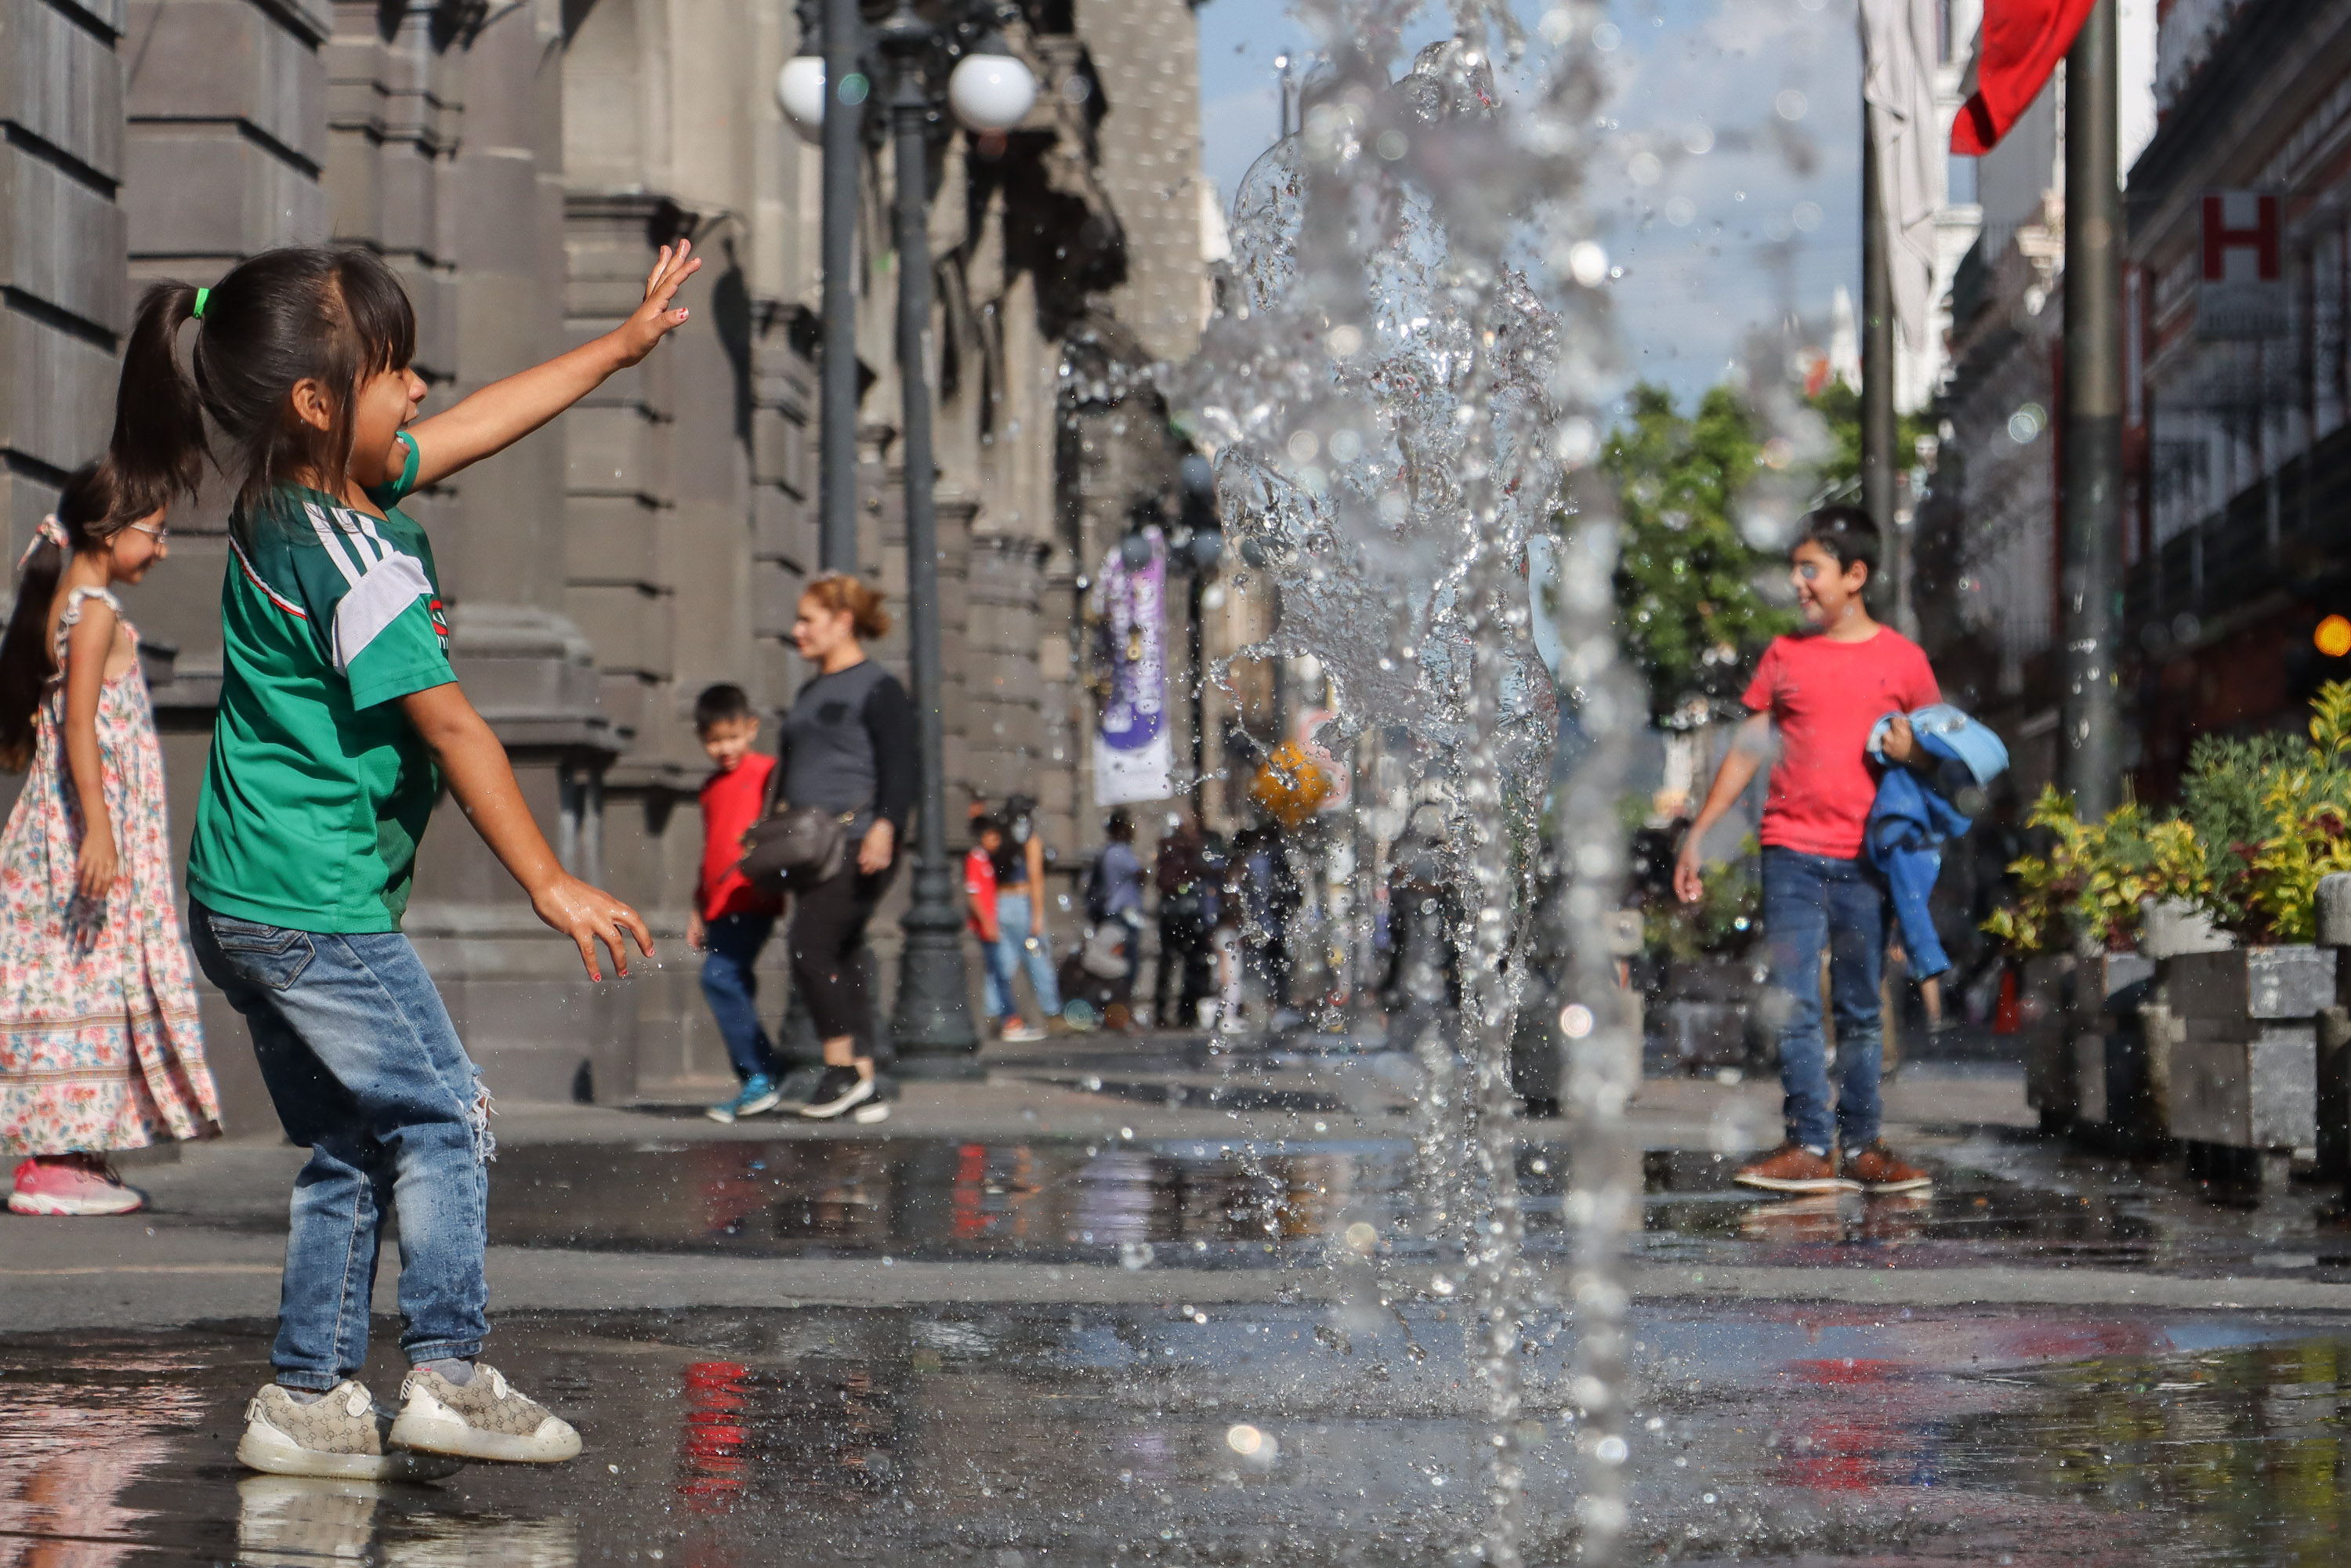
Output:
[114, 248, 416, 529]
[0, 462, 136, 770]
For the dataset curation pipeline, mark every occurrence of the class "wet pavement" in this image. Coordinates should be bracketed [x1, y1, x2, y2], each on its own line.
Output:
[7, 1043, 2351, 1563]
[9, 1303, 2351, 1564]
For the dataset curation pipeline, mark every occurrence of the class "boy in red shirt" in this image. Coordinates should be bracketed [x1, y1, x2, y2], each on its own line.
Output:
[694, 685, 787, 1124]
[966, 815, 1021, 1037]
[1675, 509, 1938, 1195]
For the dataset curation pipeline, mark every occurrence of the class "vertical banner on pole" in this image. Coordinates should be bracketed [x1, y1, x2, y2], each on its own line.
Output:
[1093, 527, 1174, 805]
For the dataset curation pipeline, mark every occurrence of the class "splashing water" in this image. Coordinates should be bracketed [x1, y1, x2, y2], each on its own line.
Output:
[1176, 5, 1639, 1561]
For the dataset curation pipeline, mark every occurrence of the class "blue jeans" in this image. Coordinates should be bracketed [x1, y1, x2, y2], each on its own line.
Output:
[190, 905, 489, 1389]
[994, 892, 1060, 1020]
[976, 923, 1016, 1021]
[1760, 848, 1889, 1153]
[699, 913, 777, 1080]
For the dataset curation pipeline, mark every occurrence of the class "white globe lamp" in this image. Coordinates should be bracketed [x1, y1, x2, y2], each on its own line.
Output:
[947, 52, 1037, 132]
[777, 54, 828, 143]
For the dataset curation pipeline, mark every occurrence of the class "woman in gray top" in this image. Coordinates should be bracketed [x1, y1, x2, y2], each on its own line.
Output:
[777, 573, 915, 1121]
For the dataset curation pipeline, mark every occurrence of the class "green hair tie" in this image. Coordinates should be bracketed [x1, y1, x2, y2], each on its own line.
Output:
[193, 287, 209, 320]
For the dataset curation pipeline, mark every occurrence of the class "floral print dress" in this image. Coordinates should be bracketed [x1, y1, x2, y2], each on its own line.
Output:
[0, 585, 215, 1156]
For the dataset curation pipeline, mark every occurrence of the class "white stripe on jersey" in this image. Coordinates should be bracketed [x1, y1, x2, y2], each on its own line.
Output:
[330, 553, 435, 674]
[303, 502, 366, 586]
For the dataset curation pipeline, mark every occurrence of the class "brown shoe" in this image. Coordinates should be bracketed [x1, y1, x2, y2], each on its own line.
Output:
[1733, 1143, 1859, 1194]
[1841, 1140, 1933, 1194]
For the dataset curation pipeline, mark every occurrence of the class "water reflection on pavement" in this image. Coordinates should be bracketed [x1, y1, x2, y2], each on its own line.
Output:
[4, 1304, 2348, 1565]
[470, 1133, 2351, 1283]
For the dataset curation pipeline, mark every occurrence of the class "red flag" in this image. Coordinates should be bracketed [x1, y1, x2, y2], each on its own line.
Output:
[1950, 0, 2099, 155]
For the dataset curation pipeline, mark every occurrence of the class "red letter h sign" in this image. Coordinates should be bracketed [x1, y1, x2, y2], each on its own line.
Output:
[2202, 193, 2280, 282]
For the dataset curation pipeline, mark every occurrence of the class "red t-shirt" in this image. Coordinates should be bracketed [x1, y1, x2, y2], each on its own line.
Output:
[965, 846, 999, 940]
[698, 754, 783, 921]
[1741, 628, 1941, 860]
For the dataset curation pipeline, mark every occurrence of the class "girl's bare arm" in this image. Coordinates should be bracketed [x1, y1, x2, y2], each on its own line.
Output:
[62, 606, 120, 897]
[397, 682, 654, 980]
[401, 242, 702, 488]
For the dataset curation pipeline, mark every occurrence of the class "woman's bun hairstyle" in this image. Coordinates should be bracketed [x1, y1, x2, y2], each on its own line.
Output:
[803, 570, 890, 639]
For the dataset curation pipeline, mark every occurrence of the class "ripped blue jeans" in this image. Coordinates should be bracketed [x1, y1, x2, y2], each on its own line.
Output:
[190, 905, 491, 1388]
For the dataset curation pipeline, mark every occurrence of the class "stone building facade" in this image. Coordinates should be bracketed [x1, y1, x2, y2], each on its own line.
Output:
[0, 0, 1217, 1124]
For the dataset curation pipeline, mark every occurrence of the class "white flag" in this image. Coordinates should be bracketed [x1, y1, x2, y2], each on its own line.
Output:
[1860, 0, 1946, 353]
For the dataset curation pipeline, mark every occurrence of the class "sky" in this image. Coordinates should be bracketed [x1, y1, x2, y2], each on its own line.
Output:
[1194, 0, 1867, 414]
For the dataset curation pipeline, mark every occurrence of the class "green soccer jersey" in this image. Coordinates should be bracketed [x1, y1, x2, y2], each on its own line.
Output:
[188, 435, 457, 932]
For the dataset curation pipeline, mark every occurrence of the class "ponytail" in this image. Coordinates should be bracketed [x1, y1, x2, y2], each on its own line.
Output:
[0, 462, 129, 770]
[115, 249, 415, 528]
[110, 281, 209, 523]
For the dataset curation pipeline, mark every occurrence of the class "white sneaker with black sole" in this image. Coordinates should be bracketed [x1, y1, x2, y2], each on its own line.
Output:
[800, 1066, 877, 1120]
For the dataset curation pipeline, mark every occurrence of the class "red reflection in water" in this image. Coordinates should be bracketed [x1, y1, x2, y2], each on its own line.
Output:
[679, 1361, 751, 1507]
[954, 1143, 990, 1237]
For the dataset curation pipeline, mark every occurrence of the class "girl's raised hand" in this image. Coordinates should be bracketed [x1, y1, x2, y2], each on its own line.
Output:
[611, 241, 704, 367]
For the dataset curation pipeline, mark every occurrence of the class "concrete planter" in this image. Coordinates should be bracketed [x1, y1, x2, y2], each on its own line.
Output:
[2066, 953, 2158, 1138]
[2162, 946, 2329, 1186]
[1646, 954, 1766, 1074]
[2020, 954, 2074, 1128]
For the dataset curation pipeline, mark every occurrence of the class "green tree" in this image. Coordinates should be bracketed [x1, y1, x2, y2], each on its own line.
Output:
[1803, 378, 1938, 498]
[1603, 383, 1796, 723]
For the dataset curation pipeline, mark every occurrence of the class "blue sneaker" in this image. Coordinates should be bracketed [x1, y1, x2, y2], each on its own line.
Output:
[706, 1073, 783, 1124]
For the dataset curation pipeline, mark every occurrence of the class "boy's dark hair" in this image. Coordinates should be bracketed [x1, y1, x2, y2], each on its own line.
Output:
[694, 683, 754, 730]
[117, 248, 417, 531]
[973, 813, 1005, 841]
[1107, 806, 1134, 842]
[1795, 505, 1879, 578]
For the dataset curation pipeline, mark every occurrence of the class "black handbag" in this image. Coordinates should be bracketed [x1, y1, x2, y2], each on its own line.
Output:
[737, 759, 858, 891]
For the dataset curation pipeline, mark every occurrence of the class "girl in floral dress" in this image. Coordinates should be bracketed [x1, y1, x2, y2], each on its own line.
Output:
[0, 459, 215, 1215]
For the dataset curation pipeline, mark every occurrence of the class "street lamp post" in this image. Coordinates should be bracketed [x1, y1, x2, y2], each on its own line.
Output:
[878, 1, 973, 1070]
[786, 2, 1036, 1074]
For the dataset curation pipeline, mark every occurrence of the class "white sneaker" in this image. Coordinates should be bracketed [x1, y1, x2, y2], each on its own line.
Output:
[999, 1021, 1046, 1043]
[389, 1363, 581, 1465]
[850, 1099, 891, 1124]
[237, 1382, 465, 1481]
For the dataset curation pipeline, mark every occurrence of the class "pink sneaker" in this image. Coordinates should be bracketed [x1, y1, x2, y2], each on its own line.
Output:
[9, 1154, 144, 1216]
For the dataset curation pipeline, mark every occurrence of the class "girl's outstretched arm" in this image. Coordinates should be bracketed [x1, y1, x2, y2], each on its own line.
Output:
[62, 602, 121, 900]
[399, 681, 654, 980]
[402, 241, 703, 488]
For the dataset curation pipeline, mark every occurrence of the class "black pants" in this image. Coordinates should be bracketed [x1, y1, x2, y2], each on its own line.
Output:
[788, 858, 897, 1061]
[1154, 918, 1216, 1027]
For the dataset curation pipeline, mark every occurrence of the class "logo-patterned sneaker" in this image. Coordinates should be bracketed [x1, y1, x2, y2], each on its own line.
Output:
[237, 1382, 466, 1481]
[389, 1363, 582, 1463]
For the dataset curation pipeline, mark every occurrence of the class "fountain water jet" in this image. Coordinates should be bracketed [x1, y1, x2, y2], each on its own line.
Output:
[1177, 5, 1640, 1561]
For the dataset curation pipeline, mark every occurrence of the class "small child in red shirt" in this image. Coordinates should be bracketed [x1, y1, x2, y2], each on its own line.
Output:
[966, 816, 1023, 1038]
[1676, 508, 1939, 1197]
[694, 684, 786, 1124]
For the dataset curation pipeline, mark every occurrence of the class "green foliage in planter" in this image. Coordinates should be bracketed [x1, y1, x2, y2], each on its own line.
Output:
[2237, 682, 2351, 941]
[1982, 787, 2206, 956]
[2179, 729, 2308, 932]
[1645, 835, 1762, 962]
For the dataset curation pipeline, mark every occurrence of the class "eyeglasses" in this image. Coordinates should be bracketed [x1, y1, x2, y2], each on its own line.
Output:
[126, 522, 168, 544]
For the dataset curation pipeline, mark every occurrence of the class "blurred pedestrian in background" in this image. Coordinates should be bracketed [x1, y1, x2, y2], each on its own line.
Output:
[1234, 822, 1302, 1030]
[692, 683, 786, 1125]
[967, 813, 1028, 1041]
[778, 574, 912, 1123]
[1153, 812, 1220, 1030]
[991, 793, 1060, 1037]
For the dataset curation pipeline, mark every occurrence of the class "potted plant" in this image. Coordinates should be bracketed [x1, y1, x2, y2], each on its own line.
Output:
[1983, 788, 2204, 1133]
